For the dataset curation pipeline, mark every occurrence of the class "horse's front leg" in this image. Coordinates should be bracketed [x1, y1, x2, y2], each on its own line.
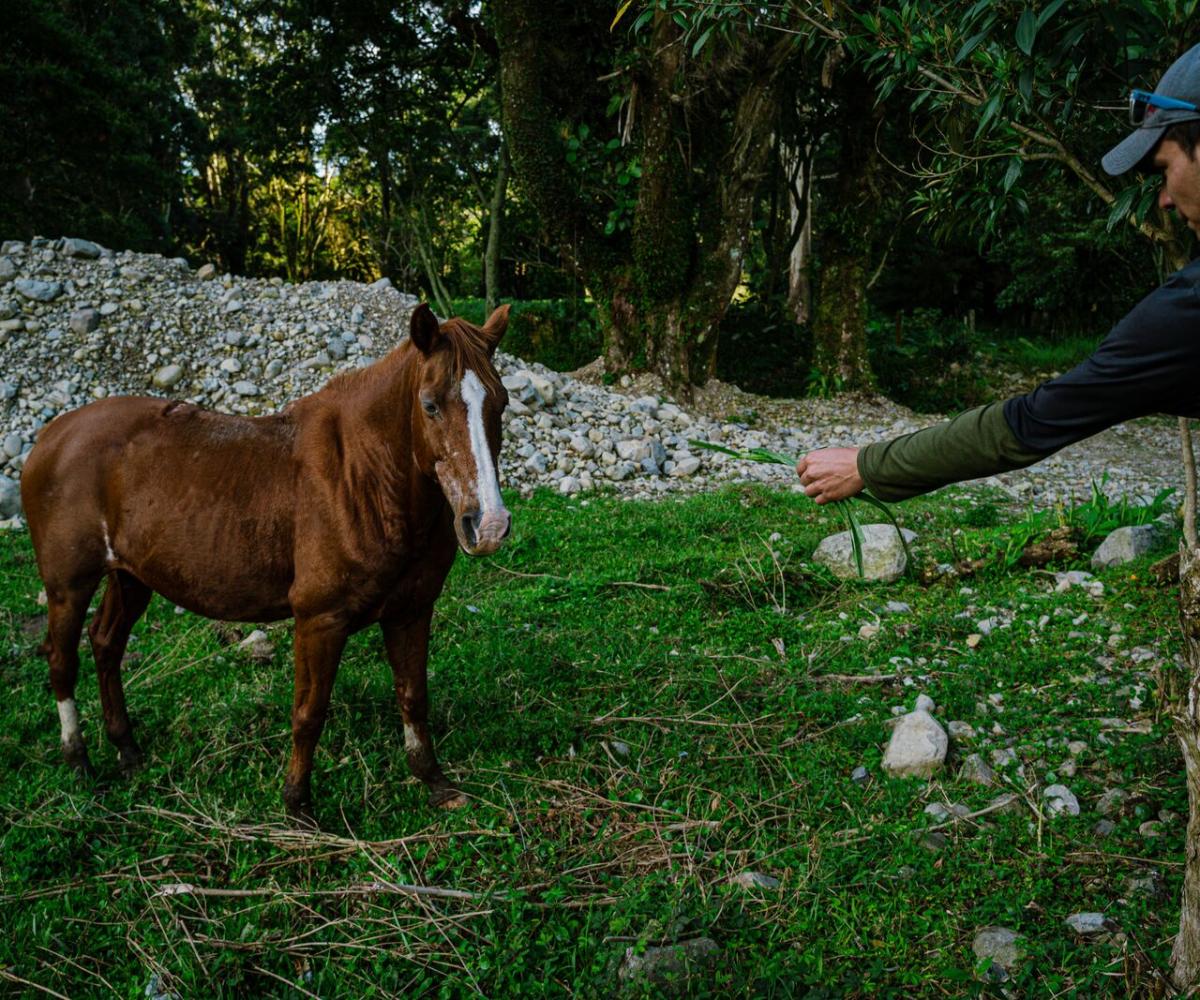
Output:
[283, 614, 349, 825]
[381, 608, 467, 809]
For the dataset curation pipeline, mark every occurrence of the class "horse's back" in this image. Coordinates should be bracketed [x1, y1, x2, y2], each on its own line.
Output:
[24, 396, 299, 620]
[23, 397, 169, 543]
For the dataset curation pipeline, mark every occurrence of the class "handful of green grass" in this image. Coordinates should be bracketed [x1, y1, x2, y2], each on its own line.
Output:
[688, 439, 909, 578]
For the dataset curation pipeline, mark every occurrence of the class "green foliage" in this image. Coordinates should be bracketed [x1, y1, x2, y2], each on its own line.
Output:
[715, 298, 812, 398]
[0, 486, 1187, 996]
[964, 479, 1176, 569]
[843, 0, 1191, 252]
[0, 0, 189, 251]
[449, 298, 604, 372]
[997, 334, 1096, 374]
[867, 308, 991, 413]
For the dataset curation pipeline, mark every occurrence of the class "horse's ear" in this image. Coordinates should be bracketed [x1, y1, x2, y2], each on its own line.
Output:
[481, 303, 510, 356]
[410, 304, 439, 355]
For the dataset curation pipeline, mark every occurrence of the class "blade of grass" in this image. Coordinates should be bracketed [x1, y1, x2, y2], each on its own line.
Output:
[855, 491, 911, 566]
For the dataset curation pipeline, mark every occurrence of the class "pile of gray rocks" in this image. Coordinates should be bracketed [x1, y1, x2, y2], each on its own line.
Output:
[0, 236, 1185, 520]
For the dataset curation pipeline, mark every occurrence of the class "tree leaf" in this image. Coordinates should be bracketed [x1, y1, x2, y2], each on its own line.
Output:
[954, 26, 991, 63]
[1015, 8, 1037, 55]
[1036, 0, 1068, 31]
[691, 25, 714, 57]
[1018, 65, 1033, 104]
[610, 0, 635, 32]
[961, 0, 993, 29]
[1106, 185, 1137, 231]
[974, 91, 1002, 138]
[1002, 157, 1022, 192]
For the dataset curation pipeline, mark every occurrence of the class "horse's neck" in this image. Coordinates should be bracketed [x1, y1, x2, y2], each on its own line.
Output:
[342, 348, 443, 516]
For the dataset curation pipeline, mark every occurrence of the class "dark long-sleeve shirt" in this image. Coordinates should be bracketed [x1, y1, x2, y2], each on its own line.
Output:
[859, 257, 1200, 501]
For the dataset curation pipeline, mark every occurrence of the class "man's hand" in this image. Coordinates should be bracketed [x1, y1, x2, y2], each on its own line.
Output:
[795, 447, 864, 504]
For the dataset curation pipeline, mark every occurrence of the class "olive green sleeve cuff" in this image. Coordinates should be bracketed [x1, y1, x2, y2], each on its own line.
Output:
[856, 402, 1051, 502]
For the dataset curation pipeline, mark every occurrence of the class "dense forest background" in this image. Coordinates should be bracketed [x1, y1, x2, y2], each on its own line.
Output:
[1, 0, 1195, 403]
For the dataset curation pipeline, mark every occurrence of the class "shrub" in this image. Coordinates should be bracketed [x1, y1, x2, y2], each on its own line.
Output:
[448, 298, 603, 372]
[867, 307, 992, 413]
[715, 298, 812, 398]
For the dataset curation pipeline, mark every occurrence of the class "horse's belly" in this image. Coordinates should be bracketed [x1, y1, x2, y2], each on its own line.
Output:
[118, 517, 296, 622]
[112, 462, 297, 622]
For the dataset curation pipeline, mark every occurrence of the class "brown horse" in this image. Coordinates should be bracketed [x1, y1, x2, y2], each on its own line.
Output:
[21, 303, 511, 821]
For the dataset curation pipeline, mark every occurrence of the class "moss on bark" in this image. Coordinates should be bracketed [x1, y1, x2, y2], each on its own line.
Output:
[496, 0, 790, 399]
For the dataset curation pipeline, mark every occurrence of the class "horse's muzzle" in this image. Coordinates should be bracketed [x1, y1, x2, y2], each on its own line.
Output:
[459, 509, 511, 555]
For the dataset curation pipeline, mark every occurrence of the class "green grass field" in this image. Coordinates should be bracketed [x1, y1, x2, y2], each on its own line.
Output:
[0, 486, 1187, 997]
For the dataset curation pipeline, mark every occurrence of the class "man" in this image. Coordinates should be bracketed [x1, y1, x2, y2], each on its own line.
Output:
[796, 43, 1200, 505]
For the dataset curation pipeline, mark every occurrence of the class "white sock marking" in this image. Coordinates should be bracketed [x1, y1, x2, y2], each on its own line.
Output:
[57, 698, 80, 746]
[404, 723, 423, 753]
[461, 370, 507, 518]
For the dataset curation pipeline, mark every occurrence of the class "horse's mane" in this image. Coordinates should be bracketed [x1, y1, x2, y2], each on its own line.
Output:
[321, 316, 502, 399]
[439, 318, 504, 397]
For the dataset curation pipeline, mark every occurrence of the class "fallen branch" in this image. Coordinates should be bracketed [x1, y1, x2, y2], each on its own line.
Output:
[589, 714, 771, 730]
[0, 970, 72, 1000]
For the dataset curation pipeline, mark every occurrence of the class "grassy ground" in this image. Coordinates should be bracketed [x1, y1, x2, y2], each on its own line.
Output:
[0, 485, 1187, 997]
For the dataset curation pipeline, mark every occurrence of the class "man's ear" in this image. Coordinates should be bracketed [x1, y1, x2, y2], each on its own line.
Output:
[481, 303, 510, 356]
[410, 304, 440, 355]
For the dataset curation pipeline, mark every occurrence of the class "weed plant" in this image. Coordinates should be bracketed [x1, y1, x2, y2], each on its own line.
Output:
[0, 486, 1186, 996]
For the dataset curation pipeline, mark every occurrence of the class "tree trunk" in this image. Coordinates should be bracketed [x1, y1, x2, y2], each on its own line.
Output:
[809, 67, 879, 392]
[595, 289, 723, 394]
[1173, 540, 1200, 989]
[1173, 419, 1200, 990]
[484, 141, 509, 315]
[812, 247, 872, 390]
[495, 0, 791, 399]
[784, 142, 814, 326]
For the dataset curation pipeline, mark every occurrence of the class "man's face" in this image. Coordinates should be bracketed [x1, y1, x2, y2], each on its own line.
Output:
[1153, 137, 1200, 235]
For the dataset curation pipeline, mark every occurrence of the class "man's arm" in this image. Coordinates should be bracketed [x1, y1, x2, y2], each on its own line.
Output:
[797, 259, 1200, 503]
[795, 402, 1049, 503]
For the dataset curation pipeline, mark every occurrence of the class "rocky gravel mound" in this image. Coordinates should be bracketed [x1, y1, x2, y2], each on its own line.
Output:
[0, 236, 1184, 522]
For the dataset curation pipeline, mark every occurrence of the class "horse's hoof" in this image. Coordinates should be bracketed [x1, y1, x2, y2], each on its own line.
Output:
[117, 743, 145, 776]
[283, 788, 318, 829]
[289, 808, 319, 830]
[62, 740, 95, 778]
[430, 787, 469, 810]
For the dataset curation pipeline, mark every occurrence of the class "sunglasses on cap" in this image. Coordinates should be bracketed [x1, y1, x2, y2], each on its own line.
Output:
[1129, 88, 1200, 125]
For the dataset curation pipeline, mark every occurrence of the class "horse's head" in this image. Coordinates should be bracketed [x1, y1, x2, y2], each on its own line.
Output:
[409, 303, 512, 556]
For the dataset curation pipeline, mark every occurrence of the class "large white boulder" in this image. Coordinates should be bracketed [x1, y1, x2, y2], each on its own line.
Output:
[814, 523, 917, 582]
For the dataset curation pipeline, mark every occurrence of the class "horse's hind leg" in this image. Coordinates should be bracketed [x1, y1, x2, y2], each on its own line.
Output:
[89, 570, 152, 775]
[45, 578, 102, 775]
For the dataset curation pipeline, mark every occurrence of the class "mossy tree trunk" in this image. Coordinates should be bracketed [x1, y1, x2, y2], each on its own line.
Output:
[495, 0, 791, 401]
[484, 141, 509, 315]
[810, 67, 880, 392]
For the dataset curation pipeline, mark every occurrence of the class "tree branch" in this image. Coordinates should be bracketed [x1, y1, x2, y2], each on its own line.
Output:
[1183, 419, 1198, 549]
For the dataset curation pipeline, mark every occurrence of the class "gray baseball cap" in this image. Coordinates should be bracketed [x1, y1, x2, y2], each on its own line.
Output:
[1102, 43, 1200, 175]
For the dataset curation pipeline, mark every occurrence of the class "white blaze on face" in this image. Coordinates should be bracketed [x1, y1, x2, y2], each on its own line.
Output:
[101, 518, 115, 563]
[57, 698, 80, 747]
[460, 369, 507, 518]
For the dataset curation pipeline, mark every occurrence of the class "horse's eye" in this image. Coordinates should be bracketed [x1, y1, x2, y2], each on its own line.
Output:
[421, 399, 439, 417]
